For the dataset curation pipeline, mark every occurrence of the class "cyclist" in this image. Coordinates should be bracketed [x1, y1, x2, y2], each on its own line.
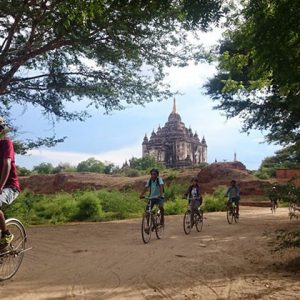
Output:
[0, 117, 20, 249]
[140, 168, 165, 225]
[225, 180, 240, 218]
[184, 176, 202, 225]
[269, 186, 278, 210]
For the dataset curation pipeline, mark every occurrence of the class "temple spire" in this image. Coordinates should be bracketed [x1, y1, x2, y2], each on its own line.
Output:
[172, 97, 176, 113]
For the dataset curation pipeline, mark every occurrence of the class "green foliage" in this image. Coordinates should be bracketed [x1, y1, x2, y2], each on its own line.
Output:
[123, 168, 141, 177]
[164, 199, 186, 215]
[253, 168, 273, 180]
[5, 189, 144, 224]
[34, 193, 78, 224]
[5, 184, 237, 225]
[164, 170, 178, 181]
[32, 163, 55, 174]
[17, 166, 31, 176]
[53, 163, 77, 173]
[164, 183, 186, 201]
[128, 156, 165, 172]
[205, 0, 300, 147]
[98, 190, 144, 219]
[73, 192, 103, 221]
[76, 157, 105, 173]
[0, 0, 223, 148]
[255, 146, 300, 179]
[202, 186, 227, 212]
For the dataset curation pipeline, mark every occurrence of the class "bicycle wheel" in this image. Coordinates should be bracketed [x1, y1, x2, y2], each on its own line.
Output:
[0, 219, 26, 281]
[226, 206, 234, 224]
[155, 213, 164, 239]
[271, 201, 276, 214]
[183, 211, 192, 235]
[195, 211, 203, 232]
[234, 207, 239, 223]
[141, 212, 152, 244]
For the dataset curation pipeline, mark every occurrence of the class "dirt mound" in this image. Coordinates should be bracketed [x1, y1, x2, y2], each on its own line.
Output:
[197, 161, 249, 183]
[19, 161, 272, 199]
[20, 172, 147, 194]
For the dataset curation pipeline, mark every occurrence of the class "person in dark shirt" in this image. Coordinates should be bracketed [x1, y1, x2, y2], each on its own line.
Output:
[225, 180, 240, 217]
[184, 176, 202, 224]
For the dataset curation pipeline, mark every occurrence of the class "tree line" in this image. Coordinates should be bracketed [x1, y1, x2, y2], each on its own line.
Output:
[17, 155, 165, 176]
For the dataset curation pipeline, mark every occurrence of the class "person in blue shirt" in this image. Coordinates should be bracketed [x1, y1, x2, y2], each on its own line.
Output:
[225, 180, 241, 217]
[140, 168, 165, 225]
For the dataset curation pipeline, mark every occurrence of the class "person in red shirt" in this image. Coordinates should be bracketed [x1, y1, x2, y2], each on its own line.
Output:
[0, 117, 20, 248]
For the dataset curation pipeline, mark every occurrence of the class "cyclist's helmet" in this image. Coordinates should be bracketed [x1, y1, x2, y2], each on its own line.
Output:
[0, 117, 7, 129]
[150, 168, 159, 176]
[191, 176, 199, 182]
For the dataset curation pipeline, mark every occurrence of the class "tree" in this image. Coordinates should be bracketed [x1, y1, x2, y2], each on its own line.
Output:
[128, 155, 165, 171]
[205, 0, 300, 146]
[76, 157, 105, 173]
[32, 162, 54, 174]
[255, 144, 300, 178]
[52, 162, 77, 173]
[0, 0, 223, 149]
[16, 165, 31, 176]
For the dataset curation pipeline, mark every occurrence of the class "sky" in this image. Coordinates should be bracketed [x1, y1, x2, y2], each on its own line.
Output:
[13, 28, 280, 171]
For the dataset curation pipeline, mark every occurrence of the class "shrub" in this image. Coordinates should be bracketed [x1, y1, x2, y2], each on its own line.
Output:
[164, 198, 186, 215]
[34, 192, 78, 224]
[202, 186, 228, 212]
[164, 183, 186, 201]
[73, 192, 103, 221]
[124, 168, 141, 177]
[98, 190, 144, 220]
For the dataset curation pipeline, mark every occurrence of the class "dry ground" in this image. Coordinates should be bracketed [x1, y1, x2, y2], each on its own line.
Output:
[0, 207, 299, 300]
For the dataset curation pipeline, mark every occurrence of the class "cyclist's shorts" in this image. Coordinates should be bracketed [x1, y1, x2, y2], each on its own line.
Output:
[0, 188, 19, 207]
[229, 197, 240, 205]
[147, 197, 164, 209]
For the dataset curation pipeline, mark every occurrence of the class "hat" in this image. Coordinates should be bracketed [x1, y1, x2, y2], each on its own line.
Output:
[0, 117, 7, 128]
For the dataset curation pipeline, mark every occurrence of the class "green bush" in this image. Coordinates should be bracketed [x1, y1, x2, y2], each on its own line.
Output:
[73, 192, 103, 221]
[34, 192, 78, 224]
[164, 198, 187, 215]
[4, 185, 230, 225]
[164, 183, 186, 201]
[98, 190, 144, 220]
[202, 186, 228, 212]
[124, 168, 141, 177]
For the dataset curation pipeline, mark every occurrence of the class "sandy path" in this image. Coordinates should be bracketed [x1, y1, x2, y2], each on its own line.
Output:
[0, 207, 299, 300]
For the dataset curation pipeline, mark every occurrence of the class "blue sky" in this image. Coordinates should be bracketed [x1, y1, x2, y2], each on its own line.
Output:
[13, 29, 280, 171]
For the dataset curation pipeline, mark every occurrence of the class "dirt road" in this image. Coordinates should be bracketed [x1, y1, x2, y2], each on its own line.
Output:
[0, 207, 299, 300]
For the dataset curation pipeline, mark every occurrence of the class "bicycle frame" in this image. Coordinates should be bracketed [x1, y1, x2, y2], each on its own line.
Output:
[141, 198, 164, 243]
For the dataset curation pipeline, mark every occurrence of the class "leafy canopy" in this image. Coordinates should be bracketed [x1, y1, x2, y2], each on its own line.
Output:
[205, 0, 300, 146]
[0, 0, 223, 149]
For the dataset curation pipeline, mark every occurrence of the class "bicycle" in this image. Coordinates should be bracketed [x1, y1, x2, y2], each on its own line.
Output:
[0, 217, 30, 281]
[141, 198, 164, 244]
[289, 201, 300, 220]
[183, 201, 203, 235]
[226, 201, 238, 224]
[270, 199, 277, 214]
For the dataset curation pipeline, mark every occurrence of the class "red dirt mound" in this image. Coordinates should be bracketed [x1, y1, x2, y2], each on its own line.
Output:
[19, 161, 272, 201]
[197, 161, 249, 183]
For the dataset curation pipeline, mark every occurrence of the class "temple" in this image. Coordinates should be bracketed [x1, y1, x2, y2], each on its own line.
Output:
[142, 99, 207, 168]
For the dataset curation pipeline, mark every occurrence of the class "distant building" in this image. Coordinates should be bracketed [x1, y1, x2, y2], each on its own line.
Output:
[142, 99, 207, 168]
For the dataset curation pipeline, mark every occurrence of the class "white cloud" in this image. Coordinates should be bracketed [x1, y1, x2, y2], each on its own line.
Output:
[165, 62, 216, 90]
[26, 143, 141, 167]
